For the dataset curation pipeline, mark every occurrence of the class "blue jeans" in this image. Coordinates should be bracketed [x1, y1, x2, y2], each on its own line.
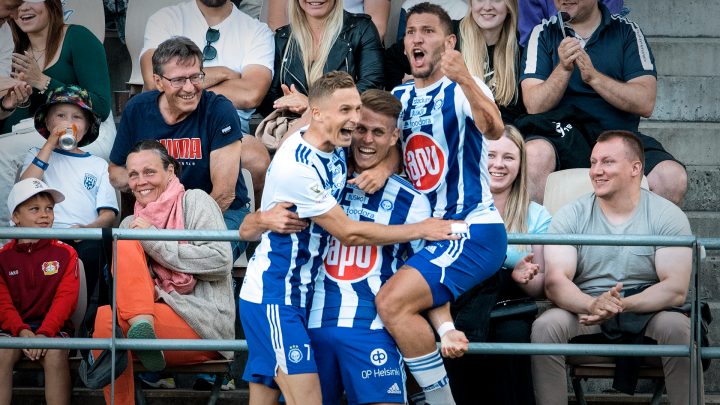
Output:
[223, 206, 250, 262]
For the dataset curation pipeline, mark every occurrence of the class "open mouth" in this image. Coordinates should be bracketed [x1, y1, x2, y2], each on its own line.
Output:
[489, 172, 506, 178]
[18, 13, 36, 22]
[412, 49, 426, 67]
[340, 126, 355, 138]
[179, 93, 196, 101]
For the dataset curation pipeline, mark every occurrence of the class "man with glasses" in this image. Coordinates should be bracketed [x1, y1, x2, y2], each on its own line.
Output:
[139, 0, 274, 204]
[109, 36, 250, 263]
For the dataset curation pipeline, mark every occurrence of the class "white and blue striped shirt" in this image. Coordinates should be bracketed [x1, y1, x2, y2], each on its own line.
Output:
[240, 130, 346, 307]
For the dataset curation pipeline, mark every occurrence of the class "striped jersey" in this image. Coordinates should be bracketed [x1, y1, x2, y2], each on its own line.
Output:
[308, 174, 431, 329]
[239, 130, 346, 307]
[393, 76, 502, 225]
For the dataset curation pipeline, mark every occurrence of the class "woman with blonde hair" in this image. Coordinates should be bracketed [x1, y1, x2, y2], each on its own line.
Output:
[259, 0, 384, 117]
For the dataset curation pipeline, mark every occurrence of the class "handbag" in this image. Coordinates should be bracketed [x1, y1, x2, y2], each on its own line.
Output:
[490, 297, 538, 319]
[255, 109, 300, 152]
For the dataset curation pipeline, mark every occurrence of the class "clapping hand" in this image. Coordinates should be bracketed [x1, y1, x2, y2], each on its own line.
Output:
[511, 253, 540, 284]
[273, 84, 309, 114]
[580, 282, 623, 325]
[11, 51, 45, 90]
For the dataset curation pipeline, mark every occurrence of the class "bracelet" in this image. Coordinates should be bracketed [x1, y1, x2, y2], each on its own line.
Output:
[437, 322, 456, 338]
[32, 156, 49, 171]
[17, 98, 30, 109]
[38, 76, 51, 95]
[0, 96, 14, 112]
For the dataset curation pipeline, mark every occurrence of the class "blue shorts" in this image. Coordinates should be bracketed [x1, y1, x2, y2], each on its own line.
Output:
[405, 223, 507, 307]
[308, 327, 405, 405]
[240, 299, 317, 385]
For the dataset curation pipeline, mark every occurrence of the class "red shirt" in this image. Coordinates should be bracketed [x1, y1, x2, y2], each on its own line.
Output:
[0, 239, 79, 337]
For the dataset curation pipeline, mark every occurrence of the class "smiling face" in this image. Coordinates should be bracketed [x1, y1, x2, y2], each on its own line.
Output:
[126, 149, 175, 208]
[46, 103, 88, 146]
[471, 0, 508, 34]
[352, 107, 399, 173]
[487, 135, 521, 195]
[589, 137, 642, 200]
[154, 56, 203, 121]
[14, 0, 49, 33]
[312, 86, 362, 151]
[12, 193, 54, 228]
[554, 0, 598, 24]
[298, 0, 335, 20]
[404, 12, 455, 83]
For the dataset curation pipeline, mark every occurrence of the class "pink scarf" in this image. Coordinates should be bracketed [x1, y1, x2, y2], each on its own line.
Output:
[134, 176, 196, 294]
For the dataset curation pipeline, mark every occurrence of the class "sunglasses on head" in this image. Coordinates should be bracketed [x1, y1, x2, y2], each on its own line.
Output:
[203, 28, 220, 62]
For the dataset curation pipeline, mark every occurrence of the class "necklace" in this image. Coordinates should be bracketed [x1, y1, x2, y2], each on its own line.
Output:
[30, 47, 45, 64]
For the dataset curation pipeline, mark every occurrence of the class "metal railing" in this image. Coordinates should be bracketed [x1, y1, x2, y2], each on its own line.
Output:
[0, 227, 714, 404]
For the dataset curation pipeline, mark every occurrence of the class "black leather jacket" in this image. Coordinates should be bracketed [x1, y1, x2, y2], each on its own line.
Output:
[259, 11, 384, 116]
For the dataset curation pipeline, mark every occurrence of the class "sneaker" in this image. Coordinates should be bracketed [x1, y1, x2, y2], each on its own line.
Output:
[127, 320, 166, 372]
[193, 374, 234, 391]
[138, 372, 176, 389]
[221, 378, 235, 391]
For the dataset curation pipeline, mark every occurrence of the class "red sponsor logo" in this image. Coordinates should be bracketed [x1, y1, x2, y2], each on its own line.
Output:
[404, 133, 445, 192]
[324, 238, 379, 282]
[160, 138, 203, 160]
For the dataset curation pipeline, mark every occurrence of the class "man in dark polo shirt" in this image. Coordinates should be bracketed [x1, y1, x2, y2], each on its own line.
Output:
[520, 0, 686, 206]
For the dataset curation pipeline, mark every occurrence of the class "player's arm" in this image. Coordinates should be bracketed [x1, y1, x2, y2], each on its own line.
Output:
[239, 202, 309, 241]
[313, 204, 459, 246]
[347, 143, 400, 194]
[428, 303, 468, 358]
[204, 65, 273, 110]
[622, 247, 692, 313]
[209, 139, 242, 211]
[441, 50, 503, 140]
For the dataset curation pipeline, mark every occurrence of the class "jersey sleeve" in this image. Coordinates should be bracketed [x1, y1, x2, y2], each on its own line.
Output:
[207, 94, 245, 148]
[272, 164, 338, 219]
[621, 21, 657, 81]
[521, 20, 557, 81]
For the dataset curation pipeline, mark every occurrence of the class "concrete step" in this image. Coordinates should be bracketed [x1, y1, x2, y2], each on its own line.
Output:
[649, 37, 720, 77]
[685, 166, 720, 212]
[641, 121, 720, 167]
[688, 212, 720, 239]
[625, 0, 720, 37]
[653, 76, 720, 122]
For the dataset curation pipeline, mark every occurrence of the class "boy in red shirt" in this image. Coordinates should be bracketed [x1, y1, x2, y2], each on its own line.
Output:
[0, 178, 79, 405]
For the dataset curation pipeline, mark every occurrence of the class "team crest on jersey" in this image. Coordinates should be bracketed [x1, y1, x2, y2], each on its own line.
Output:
[370, 348, 388, 366]
[83, 173, 97, 190]
[287, 345, 303, 363]
[404, 132, 446, 192]
[380, 199, 393, 211]
[324, 238, 379, 282]
[42, 261, 59, 276]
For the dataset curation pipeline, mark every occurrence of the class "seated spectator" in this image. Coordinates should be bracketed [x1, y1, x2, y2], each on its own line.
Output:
[520, 0, 686, 205]
[139, 0, 272, 205]
[517, 0, 624, 48]
[532, 130, 697, 405]
[0, 0, 114, 231]
[266, 0, 391, 41]
[92, 140, 234, 405]
[444, 125, 550, 405]
[259, 0, 384, 121]
[385, 0, 525, 123]
[19, 85, 117, 306]
[110, 36, 250, 262]
[0, 0, 30, 122]
[0, 178, 79, 405]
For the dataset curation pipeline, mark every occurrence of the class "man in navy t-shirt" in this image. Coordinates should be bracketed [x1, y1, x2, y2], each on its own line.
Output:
[521, 0, 687, 206]
[109, 36, 249, 259]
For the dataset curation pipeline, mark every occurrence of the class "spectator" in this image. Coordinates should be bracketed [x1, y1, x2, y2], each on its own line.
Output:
[239, 71, 455, 405]
[385, 0, 525, 123]
[92, 140, 234, 405]
[444, 124, 550, 405]
[266, 0, 391, 41]
[520, 0, 686, 205]
[517, 0, 624, 48]
[0, 0, 114, 232]
[259, 0, 384, 122]
[0, 0, 31, 118]
[0, 178, 79, 405]
[139, 0, 272, 205]
[109, 36, 250, 261]
[375, 4, 506, 404]
[532, 130, 697, 405]
[19, 85, 117, 306]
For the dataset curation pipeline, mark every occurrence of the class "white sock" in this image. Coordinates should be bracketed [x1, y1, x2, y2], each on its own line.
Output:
[404, 350, 455, 405]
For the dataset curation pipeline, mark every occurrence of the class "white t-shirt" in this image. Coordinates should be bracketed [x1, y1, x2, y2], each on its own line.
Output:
[344, 0, 364, 14]
[141, 0, 274, 131]
[0, 23, 13, 76]
[22, 148, 118, 228]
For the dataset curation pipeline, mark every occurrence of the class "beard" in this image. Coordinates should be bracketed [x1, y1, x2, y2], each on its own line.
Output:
[199, 0, 227, 7]
[409, 49, 442, 80]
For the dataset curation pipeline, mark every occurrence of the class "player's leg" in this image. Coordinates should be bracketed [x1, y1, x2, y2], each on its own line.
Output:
[274, 370, 322, 405]
[0, 348, 22, 405]
[248, 382, 281, 405]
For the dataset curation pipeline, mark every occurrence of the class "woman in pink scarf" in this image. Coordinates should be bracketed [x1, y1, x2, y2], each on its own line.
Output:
[92, 141, 234, 405]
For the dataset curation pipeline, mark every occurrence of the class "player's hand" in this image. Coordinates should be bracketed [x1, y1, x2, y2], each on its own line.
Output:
[440, 49, 472, 86]
[347, 166, 392, 195]
[274, 84, 308, 114]
[417, 218, 463, 241]
[558, 37, 582, 71]
[262, 202, 308, 234]
[440, 329, 469, 358]
[574, 47, 599, 84]
[511, 253, 540, 284]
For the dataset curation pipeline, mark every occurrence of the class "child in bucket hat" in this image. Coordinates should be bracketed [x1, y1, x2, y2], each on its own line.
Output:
[18, 84, 118, 307]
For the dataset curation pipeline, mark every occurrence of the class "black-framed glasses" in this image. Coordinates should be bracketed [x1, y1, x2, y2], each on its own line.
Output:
[158, 72, 206, 88]
[203, 27, 220, 61]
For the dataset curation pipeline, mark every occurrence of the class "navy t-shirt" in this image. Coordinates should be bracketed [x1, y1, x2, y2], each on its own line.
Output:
[110, 90, 249, 209]
[521, 3, 657, 132]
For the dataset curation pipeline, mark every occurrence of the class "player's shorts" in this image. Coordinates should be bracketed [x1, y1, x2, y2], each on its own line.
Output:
[405, 222, 507, 307]
[308, 327, 405, 405]
[240, 299, 317, 385]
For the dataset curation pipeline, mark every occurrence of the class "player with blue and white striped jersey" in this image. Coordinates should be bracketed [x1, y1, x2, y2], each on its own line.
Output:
[238, 72, 459, 405]
[375, 4, 509, 405]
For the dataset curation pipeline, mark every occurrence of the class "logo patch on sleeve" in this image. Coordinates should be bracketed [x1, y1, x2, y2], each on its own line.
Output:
[221, 125, 232, 135]
[42, 261, 60, 276]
